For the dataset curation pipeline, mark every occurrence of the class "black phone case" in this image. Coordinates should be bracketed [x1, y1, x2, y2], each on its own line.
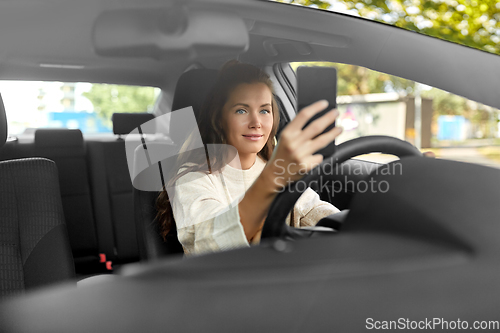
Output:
[297, 66, 338, 159]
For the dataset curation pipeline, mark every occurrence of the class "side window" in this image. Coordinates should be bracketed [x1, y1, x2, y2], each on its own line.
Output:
[0, 81, 160, 136]
[289, 62, 500, 167]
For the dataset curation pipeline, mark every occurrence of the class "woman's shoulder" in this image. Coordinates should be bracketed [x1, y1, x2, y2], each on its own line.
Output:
[174, 163, 218, 187]
[176, 162, 198, 175]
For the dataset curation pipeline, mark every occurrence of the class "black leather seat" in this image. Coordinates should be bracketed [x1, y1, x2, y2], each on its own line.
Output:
[134, 69, 218, 260]
[0, 94, 75, 297]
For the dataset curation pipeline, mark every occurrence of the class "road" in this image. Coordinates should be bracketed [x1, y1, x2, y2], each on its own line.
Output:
[354, 147, 500, 169]
[437, 147, 500, 169]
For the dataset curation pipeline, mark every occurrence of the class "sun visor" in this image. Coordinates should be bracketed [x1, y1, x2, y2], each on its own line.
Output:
[92, 6, 249, 59]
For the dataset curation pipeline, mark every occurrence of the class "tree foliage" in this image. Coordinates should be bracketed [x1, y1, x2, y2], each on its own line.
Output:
[286, 0, 500, 127]
[83, 84, 157, 127]
[291, 61, 415, 95]
[279, 0, 500, 55]
[292, 60, 498, 136]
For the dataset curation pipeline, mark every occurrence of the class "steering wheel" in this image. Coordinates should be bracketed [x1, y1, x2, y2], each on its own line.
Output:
[260, 135, 423, 240]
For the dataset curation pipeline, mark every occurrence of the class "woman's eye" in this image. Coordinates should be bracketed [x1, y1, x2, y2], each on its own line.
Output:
[260, 109, 270, 114]
[236, 109, 246, 114]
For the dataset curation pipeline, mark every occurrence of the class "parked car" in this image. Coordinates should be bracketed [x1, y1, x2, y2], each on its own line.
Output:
[0, 0, 499, 331]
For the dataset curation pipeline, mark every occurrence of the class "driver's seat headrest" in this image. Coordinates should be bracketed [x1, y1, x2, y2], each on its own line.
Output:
[169, 69, 218, 146]
[171, 68, 218, 119]
[0, 93, 7, 149]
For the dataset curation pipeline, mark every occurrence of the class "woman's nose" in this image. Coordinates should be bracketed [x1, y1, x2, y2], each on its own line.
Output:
[249, 113, 262, 128]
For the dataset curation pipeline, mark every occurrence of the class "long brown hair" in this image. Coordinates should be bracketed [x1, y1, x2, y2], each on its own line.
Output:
[156, 60, 280, 240]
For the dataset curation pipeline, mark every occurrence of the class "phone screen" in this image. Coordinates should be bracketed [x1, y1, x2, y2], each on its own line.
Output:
[296, 66, 338, 158]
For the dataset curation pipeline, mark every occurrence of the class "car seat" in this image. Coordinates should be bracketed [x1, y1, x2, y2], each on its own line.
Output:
[0, 94, 75, 298]
[86, 113, 155, 269]
[133, 69, 219, 260]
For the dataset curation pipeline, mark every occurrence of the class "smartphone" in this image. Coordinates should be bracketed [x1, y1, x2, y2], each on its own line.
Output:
[296, 66, 338, 158]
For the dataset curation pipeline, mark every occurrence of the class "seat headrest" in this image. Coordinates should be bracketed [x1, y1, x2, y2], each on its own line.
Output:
[35, 129, 85, 156]
[171, 69, 218, 117]
[112, 113, 155, 135]
[0, 94, 7, 149]
[170, 69, 218, 145]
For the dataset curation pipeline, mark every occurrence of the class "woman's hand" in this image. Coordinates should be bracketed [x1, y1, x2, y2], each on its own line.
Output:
[264, 100, 343, 190]
[238, 100, 342, 241]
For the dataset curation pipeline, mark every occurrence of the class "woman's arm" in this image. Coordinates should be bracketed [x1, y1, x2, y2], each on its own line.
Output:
[237, 166, 281, 241]
[238, 100, 343, 241]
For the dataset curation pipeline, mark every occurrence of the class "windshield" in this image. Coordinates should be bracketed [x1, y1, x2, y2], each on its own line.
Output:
[272, 0, 500, 56]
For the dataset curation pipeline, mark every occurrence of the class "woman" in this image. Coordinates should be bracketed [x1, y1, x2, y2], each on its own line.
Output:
[157, 60, 343, 255]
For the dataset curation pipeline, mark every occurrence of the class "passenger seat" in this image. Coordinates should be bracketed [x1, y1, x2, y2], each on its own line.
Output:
[0, 95, 75, 297]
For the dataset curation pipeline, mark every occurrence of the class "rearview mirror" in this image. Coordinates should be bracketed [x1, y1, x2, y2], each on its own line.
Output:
[92, 5, 249, 59]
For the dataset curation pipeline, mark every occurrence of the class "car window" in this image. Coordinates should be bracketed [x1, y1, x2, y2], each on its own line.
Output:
[272, 0, 500, 56]
[290, 62, 500, 168]
[0, 81, 160, 136]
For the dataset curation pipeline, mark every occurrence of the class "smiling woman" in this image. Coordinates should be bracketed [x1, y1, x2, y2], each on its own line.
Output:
[156, 60, 342, 255]
[223, 82, 274, 169]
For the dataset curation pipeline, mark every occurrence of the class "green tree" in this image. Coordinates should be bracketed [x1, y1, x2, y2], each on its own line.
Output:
[279, 0, 500, 55]
[83, 84, 157, 127]
[285, 1, 500, 138]
[293, 61, 498, 136]
[291, 61, 415, 95]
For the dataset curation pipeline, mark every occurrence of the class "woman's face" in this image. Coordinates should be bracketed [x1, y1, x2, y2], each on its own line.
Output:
[222, 82, 273, 157]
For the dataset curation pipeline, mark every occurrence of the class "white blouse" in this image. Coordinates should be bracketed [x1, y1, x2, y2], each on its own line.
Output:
[171, 156, 339, 255]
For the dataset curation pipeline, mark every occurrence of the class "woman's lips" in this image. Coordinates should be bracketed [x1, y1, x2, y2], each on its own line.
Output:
[242, 135, 263, 141]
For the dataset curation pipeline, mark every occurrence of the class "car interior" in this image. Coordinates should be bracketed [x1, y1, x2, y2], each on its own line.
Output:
[0, 0, 499, 331]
